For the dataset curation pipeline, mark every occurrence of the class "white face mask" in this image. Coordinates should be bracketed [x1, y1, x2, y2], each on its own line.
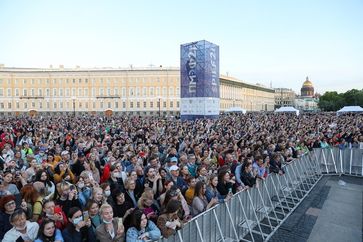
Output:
[104, 190, 111, 197]
[15, 224, 27, 231]
[113, 172, 121, 178]
[73, 217, 83, 225]
[103, 219, 112, 224]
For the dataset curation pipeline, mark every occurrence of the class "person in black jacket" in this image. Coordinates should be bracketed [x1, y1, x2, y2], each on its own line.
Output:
[62, 207, 96, 242]
[269, 153, 285, 175]
[216, 169, 234, 198]
[55, 182, 82, 213]
[241, 162, 257, 188]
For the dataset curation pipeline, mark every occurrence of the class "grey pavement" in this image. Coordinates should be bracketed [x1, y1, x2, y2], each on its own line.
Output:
[308, 176, 362, 242]
[269, 175, 362, 242]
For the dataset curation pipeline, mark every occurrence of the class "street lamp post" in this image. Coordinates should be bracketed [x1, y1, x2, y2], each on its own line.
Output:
[158, 97, 161, 117]
[71, 97, 76, 117]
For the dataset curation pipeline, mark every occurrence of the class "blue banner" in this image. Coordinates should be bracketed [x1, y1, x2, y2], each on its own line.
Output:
[180, 40, 220, 120]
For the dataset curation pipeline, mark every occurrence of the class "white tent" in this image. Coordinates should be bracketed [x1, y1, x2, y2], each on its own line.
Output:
[274, 106, 300, 116]
[225, 106, 247, 114]
[337, 106, 363, 115]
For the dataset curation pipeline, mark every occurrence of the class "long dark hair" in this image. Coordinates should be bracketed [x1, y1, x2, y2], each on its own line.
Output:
[194, 181, 205, 197]
[130, 209, 148, 231]
[35, 169, 53, 187]
[66, 207, 87, 236]
[37, 218, 56, 242]
[164, 199, 181, 215]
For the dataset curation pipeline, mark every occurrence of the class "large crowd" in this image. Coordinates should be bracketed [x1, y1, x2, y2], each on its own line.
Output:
[0, 112, 362, 242]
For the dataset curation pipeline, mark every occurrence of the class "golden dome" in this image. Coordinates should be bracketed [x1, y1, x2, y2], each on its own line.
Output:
[302, 76, 313, 87]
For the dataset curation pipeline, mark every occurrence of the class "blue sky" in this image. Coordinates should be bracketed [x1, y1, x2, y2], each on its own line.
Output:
[0, 0, 362, 94]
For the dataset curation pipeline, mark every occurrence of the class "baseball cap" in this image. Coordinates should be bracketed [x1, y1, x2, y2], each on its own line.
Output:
[169, 165, 179, 171]
[170, 157, 178, 163]
[78, 152, 85, 158]
[61, 150, 69, 156]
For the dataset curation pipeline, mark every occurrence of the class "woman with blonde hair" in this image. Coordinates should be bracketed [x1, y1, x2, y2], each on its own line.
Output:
[96, 203, 125, 242]
[55, 181, 81, 213]
[91, 187, 105, 207]
[83, 160, 100, 184]
[137, 189, 159, 223]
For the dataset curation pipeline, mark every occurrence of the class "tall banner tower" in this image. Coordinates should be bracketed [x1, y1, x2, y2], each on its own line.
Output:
[180, 40, 220, 120]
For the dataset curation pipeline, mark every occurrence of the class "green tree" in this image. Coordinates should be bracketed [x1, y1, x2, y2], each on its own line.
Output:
[318, 91, 344, 111]
[319, 89, 363, 111]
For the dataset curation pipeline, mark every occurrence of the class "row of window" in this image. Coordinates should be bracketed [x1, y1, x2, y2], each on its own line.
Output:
[0, 87, 181, 97]
[0, 100, 180, 110]
[0, 77, 179, 86]
[220, 87, 273, 100]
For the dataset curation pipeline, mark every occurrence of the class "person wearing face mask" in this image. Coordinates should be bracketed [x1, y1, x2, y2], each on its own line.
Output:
[100, 183, 113, 205]
[2, 209, 39, 242]
[107, 164, 126, 193]
[96, 204, 125, 242]
[62, 207, 96, 242]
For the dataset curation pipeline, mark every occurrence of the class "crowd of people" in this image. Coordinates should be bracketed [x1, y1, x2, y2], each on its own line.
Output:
[0, 112, 362, 242]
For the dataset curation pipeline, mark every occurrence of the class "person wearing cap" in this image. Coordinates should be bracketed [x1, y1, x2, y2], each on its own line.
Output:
[165, 157, 178, 172]
[60, 150, 71, 164]
[168, 165, 187, 192]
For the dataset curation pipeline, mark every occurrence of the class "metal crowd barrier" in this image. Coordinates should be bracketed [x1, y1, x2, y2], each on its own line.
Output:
[157, 148, 335, 242]
[314, 147, 363, 176]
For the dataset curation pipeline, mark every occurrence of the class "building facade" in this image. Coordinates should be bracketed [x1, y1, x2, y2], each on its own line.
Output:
[220, 75, 275, 111]
[0, 66, 275, 116]
[274, 88, 296, 108]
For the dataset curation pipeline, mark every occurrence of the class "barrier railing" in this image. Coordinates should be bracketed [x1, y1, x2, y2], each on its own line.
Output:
[158, 148, 362, 242]
[314, 147, 363, 176]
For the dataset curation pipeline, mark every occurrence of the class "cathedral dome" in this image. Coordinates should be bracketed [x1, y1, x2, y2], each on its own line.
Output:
[301, 76, 314, 97]
[302, 79, 313, 87]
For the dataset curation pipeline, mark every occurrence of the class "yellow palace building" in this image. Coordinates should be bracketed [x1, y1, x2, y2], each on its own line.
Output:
[0, 65, 274, 116]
